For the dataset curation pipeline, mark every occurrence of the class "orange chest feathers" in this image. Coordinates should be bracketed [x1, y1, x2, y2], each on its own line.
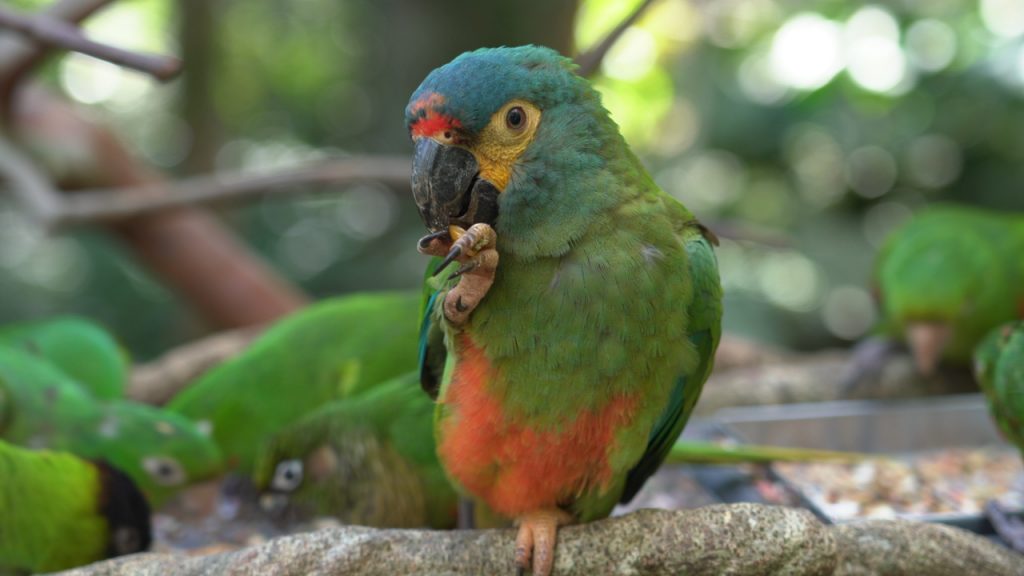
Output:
[436, 335, 637, 517]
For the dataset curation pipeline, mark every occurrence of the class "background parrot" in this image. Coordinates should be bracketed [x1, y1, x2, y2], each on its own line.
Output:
[0, 316, 129, 400]
[407, 46, 722, 575]
[973, 321, 1024, 552]
[0, 440, 151, 573]
[870, 205, 1024, 375]
[974, 321, 1024, 455]
[252, 371, 458, 529]
[167, 291, 420, 473]
[0, 346, 223, 506]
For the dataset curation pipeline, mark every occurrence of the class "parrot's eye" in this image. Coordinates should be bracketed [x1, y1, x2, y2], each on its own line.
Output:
[505, 106, 526, 130]
[272, 459, 304, 492]
[141, 456, 187, 486]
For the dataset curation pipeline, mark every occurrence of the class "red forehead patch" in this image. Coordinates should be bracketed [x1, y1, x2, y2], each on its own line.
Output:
[409, 92, 461, 138]
[410, 113, 461, 138]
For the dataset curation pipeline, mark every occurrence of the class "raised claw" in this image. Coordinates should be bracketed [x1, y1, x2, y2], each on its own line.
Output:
[418, 230, 454, 258]
[446, 261, 477, 281]
[434, 244, 463, 277]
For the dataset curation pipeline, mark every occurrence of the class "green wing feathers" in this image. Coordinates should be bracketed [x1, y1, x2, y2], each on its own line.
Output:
[620, 225, 722, 503]
[0, 316, 129, 400]
[168, 291, 421, 472]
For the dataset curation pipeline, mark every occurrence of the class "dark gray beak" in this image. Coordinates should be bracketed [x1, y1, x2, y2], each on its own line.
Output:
[411, 138, 499, 233]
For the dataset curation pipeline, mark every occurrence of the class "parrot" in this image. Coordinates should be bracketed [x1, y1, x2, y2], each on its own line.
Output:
[974, 321, 1024, 454]
[0, 439, 151, 574]
[973, 321, 1024, 552]
[252, 371, 458, 529]
[869, 205, 1024, 376]
[0, 345, 223, 507]
[406, 46, 722, 575]
[167, 291, 421, 473]
[73, 401, 225, 507]
[0, 316, 129, 400]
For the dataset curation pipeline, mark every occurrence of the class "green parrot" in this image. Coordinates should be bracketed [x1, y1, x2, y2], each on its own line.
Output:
[974, 321, 1024, 453]
[0, 316, 129, 400]
[407, 46, 722, 575]
[74, 401, 225, 507]
[0, 346, 223, 507]
[873, 205, 1024, 375]
[252, 371, 458, 529]
[0, 440, 151, 573]
[973, 321, 1024, 551]
[167, 291, 420, 473]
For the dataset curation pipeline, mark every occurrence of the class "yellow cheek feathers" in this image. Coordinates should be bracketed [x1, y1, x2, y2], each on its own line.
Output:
[475, 147, 518, 192]
[470, 100, 542, 192]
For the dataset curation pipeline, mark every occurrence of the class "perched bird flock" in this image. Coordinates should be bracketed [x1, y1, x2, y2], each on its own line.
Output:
[1, 44, 1023, 574]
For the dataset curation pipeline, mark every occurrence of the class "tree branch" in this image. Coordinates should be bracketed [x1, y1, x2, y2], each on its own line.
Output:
[53, 505, 1023, 576]
[0, 4, 180, 81]
[0, 0, 117, 109]
[573, 0, 660, 77]
[7, 84, 310, 328]
[0, 134, 64, 223]
[47, 155, 411, 227]
[833, 520, 1024, 576]
[58, 506, 836, 576]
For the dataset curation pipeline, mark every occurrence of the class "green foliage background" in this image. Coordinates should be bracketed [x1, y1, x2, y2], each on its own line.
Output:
[1, 0, 1022, 358]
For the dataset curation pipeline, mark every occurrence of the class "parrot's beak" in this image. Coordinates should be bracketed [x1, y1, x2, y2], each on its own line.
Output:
[411, 137, 499, 233]
[906, 322, 951, 376]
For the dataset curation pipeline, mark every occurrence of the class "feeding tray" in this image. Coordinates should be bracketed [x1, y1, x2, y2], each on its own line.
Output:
[712, 394, 1024, 533]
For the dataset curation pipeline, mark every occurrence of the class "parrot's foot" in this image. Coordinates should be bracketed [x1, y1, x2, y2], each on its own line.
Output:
[986, 500, 1024, 553]
[418, 223, 498, 326]
[457, 497, 476, 530]
[514, 508, 572, 576]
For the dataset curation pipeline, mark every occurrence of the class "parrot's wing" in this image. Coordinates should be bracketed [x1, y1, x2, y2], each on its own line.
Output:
[0, 317, 128, 401]
[0, 379, 8, 432]
[418, 257, 449, 400]
[620, 225, 721, 503]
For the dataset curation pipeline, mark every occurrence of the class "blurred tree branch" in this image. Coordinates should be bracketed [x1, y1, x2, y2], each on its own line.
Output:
[0, 0, 115, 110]
[2, 0, 657, 227]
[7, 85, 310, 327]
[52, 156, 412, 227]
[0, 134, 63, 223]
[0, 1, 309, 329]
[573, 0, 659, 77]
[0, 4, 180, 82]
[178, 0, 221, 175]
